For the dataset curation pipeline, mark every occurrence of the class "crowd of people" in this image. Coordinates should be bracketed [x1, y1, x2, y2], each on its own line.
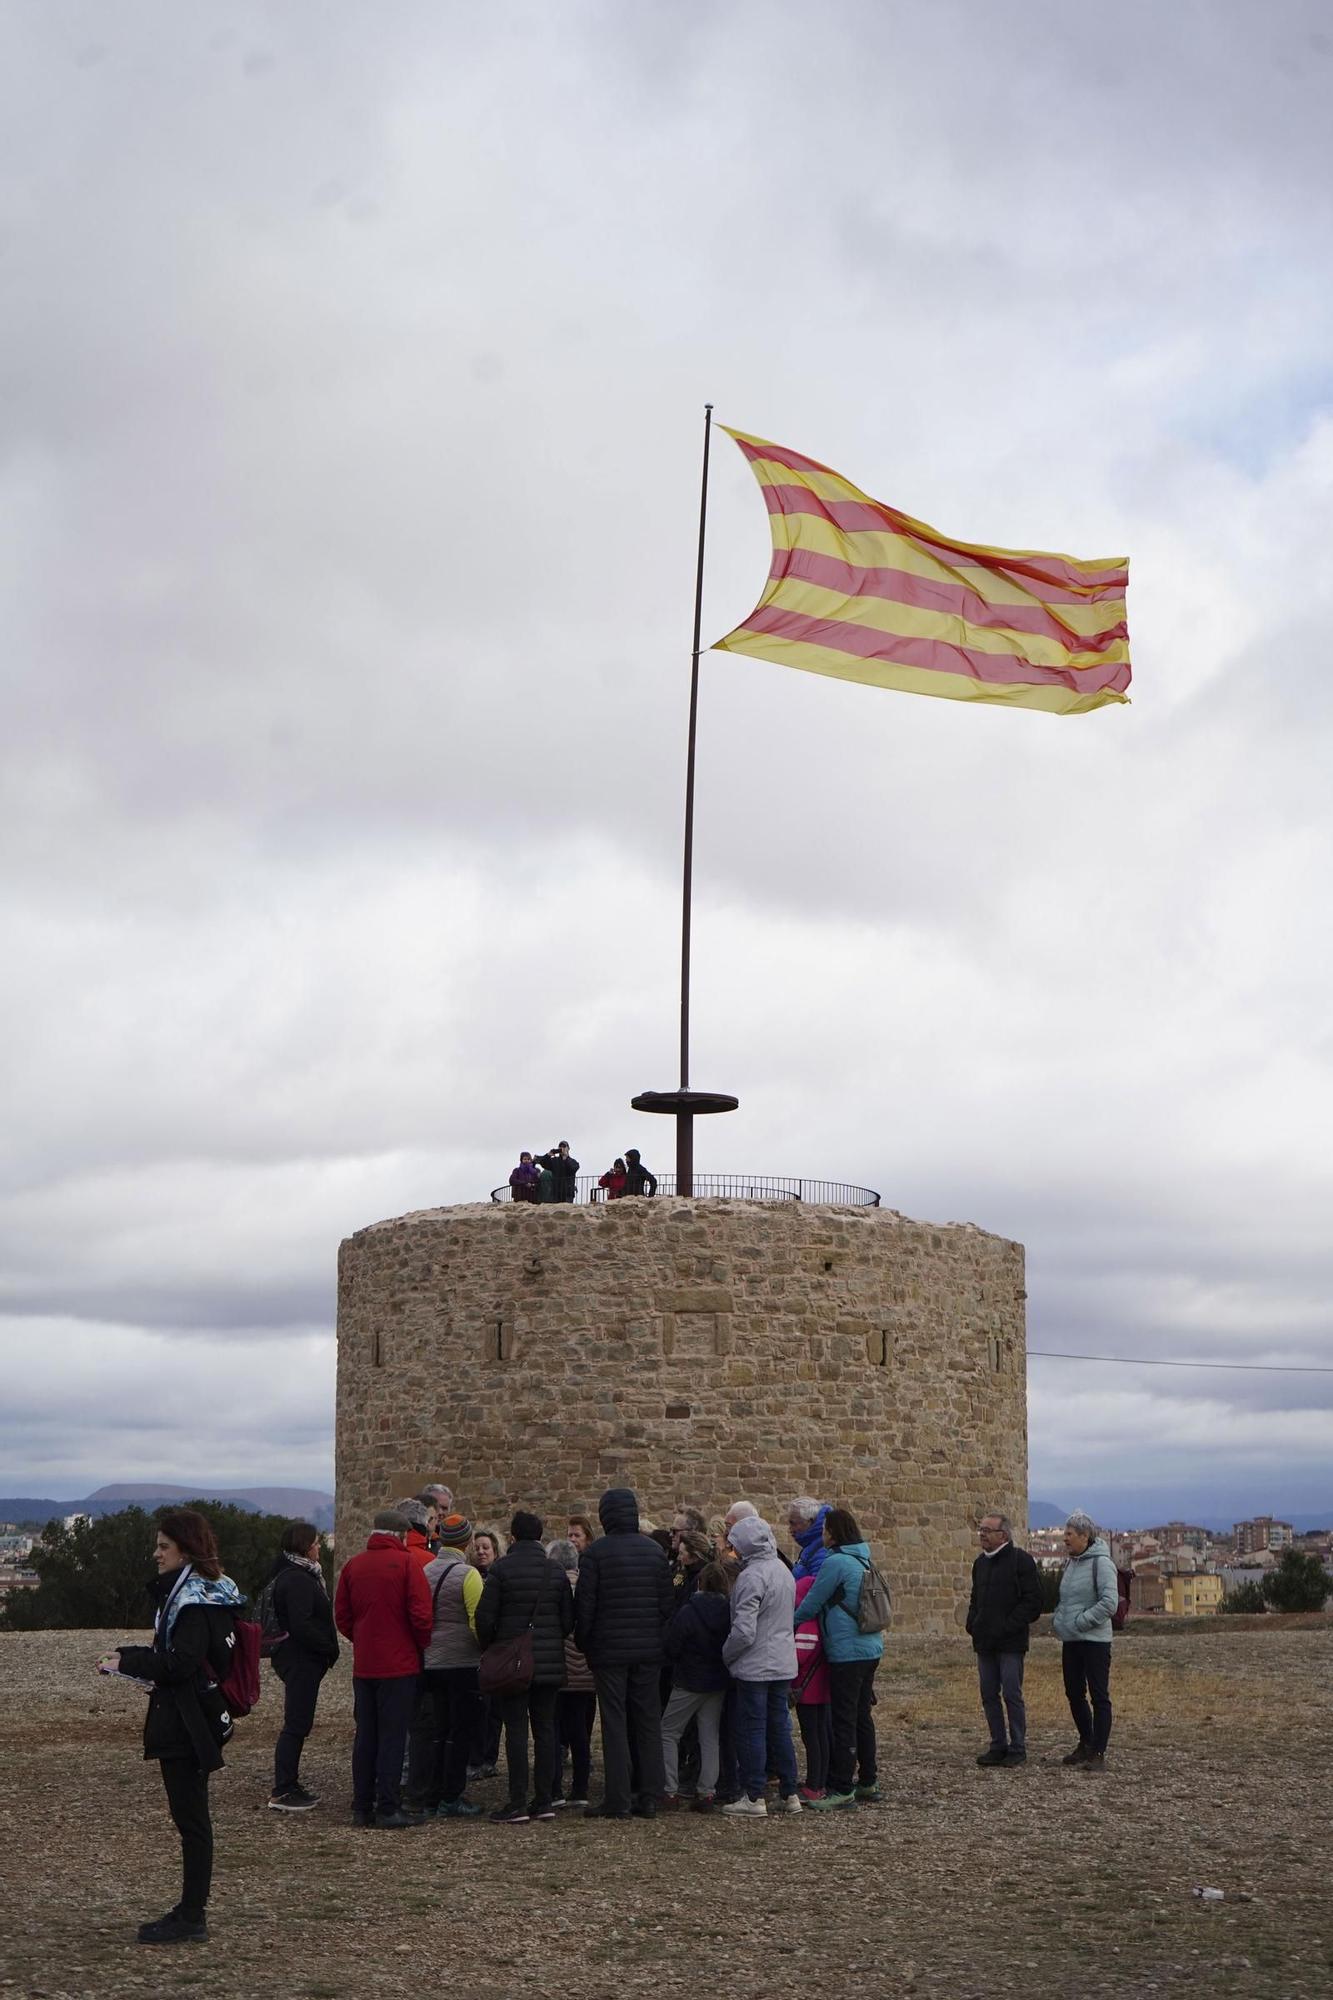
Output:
[97, 1495, 1118, 1945]
[508, 1142, 657, 1202]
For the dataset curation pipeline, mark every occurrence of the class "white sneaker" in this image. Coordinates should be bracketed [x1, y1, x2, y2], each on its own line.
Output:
[721, 1796, 767, 1817]
[782, 1792, 802, 1813]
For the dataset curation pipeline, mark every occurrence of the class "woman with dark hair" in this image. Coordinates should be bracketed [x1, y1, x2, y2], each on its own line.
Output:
[661, 1560, 732, 1809]
[98, 1509, 242, 1945]
[475, 1511, 574, 1823]
[466, 1528, 505, 1776]
[263, 1522, 339, 1812]
[548, 1538, 596, 1807]
[567, 1514, 597, 1556]
[792, 1506, 885, 1811]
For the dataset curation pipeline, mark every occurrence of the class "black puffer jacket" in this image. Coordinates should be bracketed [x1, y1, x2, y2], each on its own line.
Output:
[966, 1540, 1043, 1655]
[663, 1588, 732, 1692]
[574, 1489, 676, 1667]
[117, 1573, 237, 1772]
[269, 1555, 340, 1676]
[475, 1541, 574, 1687]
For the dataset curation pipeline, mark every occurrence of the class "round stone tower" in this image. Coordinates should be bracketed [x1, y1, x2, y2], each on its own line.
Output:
[335, 1196, 1027, 1635]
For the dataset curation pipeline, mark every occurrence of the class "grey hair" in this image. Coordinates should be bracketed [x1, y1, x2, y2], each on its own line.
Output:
[980, 1510, 1012, 1534]
[786, 1496, 823, 1526]
[726, 1500, 758, 1523]
[1065, 1510, 1098, 1539]
[393, 1496, 431, 1532]
[420, 1483, 453, 1508]
[546, 1538, 579, 1570]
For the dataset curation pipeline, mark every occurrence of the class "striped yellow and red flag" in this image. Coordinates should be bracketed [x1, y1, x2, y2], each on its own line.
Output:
[714, 429, 1130, 715]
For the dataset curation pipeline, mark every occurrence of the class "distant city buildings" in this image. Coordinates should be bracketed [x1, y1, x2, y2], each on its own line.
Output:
[1026, 1510, 1331, 1616]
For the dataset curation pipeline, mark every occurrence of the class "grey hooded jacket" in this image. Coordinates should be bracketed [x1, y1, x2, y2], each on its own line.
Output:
[1051, 1536, 1119, 1645]
[722, 1516, 798, 1682]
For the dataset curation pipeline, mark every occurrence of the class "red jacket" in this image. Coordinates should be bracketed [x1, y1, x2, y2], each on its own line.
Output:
[405, 1528, 433, 1571]
[334, 1532, 433, 1678]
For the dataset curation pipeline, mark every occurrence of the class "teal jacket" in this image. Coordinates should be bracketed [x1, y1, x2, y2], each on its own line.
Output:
[1051, 1537, 1118, 1645]
[791, 1541, 884, 1663]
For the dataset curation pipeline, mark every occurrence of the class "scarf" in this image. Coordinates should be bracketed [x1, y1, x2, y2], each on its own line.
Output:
[283, 1549, 327, 1591]
[157, 1564, 243, 1647]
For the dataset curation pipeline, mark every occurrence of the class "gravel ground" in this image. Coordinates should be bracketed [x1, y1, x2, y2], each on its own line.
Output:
[1, 1621, 1330, 1999]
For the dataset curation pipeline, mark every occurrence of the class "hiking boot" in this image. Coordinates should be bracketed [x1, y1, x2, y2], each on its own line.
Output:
[854, 1783, 881, 1803]
[436, 1799, 482, 1818]
[489, 1805, 531, 1824]
[1062, 1742, 1092, 1767]
[976, 1744, 1009, 1767]
[632, 1797, 657, 1819]
[781, 1792, 803, 1813]
[1003, 1749, 1027, 1768]
[1082, 1753, 1107, 1775]
[805, 1790, 857, 1811]
[721, 1796, 767, 1817]
[137, 1911, 208, 1945]
[268, 1785, 318, 1812]
[351, 1808, 374, 1828]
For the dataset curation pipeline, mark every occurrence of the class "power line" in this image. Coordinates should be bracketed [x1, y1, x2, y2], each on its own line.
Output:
[1028, 1349, 1333, 1375]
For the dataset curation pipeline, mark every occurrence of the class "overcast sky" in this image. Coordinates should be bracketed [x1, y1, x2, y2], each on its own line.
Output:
[3, 2, 1331, 1526]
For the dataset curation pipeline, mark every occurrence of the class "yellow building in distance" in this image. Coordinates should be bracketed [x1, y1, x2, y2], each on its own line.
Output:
[1162, 1573, 1224, 1616]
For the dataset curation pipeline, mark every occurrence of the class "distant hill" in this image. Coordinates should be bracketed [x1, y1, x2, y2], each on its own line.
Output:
[1028, 1499, 1068, 1528]
[0, 1485, 335, 1531]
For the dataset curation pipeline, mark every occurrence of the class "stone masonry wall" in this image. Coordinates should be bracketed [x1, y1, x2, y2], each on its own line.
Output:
[335, 1198, 1027, 1635]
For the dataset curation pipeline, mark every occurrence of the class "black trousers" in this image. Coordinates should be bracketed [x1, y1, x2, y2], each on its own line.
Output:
[1061, 1641, 1113, 1753]
[827, 1658, 878, 1794]
[351, 1674, 418, 1816]
[557, 1689, 596, 1799]
[497, 1683, 560, 1810]
[160, 1758, 212, 1921]
[593, 1662, 665, 1814]
[409, 1666, 482, 1808]
[796, 1701, 832, 1791]
[273, 1653, 327, 1794]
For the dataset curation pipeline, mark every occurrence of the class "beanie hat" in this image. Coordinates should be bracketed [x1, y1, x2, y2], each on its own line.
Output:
[436, 1512, 474, 1546]
[373, 1509, 410, 1535]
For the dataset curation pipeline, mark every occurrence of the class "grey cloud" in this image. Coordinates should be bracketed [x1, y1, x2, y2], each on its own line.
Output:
[3, 2, 1332, 1506]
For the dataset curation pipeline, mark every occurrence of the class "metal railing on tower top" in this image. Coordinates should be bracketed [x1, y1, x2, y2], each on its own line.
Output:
[489, 1173, 879, 1206]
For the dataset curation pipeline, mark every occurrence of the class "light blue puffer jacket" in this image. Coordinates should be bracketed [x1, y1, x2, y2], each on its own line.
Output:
[1051, 1537, 1119, 1645]
[792, 1541, 885, 1663]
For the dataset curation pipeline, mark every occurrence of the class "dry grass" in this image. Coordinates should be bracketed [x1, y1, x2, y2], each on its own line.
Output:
[1, 1621, 1331, 1999]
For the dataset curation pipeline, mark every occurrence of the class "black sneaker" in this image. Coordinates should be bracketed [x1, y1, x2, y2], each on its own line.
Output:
[137, 1910, 208, 1945]
[1062, 1742, 1092, 1767]
[975, 1744, 1008, 1767]
[373, 1808, 426, 1829]
[351, 1808, 374, 1828]
[632, 1797, 658, 1819]
[528, 1801, 557, 1821]
[268, 1784, 318, 1811]
[1003, 1749, 1027, 1767]
[581, 1803, 631, 1820]
[489, 1805, 530, 1824]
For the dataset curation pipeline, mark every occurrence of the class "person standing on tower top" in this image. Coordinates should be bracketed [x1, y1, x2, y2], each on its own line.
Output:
[622, 1148, 657, 1197]
[539, 1142, 580, 1203]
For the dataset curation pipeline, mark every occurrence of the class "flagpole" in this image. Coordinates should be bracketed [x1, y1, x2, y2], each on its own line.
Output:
[680, 402, 713, 1100]
[631, 402, 737, 1192]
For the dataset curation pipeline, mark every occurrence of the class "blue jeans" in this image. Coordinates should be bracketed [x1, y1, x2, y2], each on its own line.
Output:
[734, 1679, 799, 1800]
[976, 1650, 1027, 1751]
